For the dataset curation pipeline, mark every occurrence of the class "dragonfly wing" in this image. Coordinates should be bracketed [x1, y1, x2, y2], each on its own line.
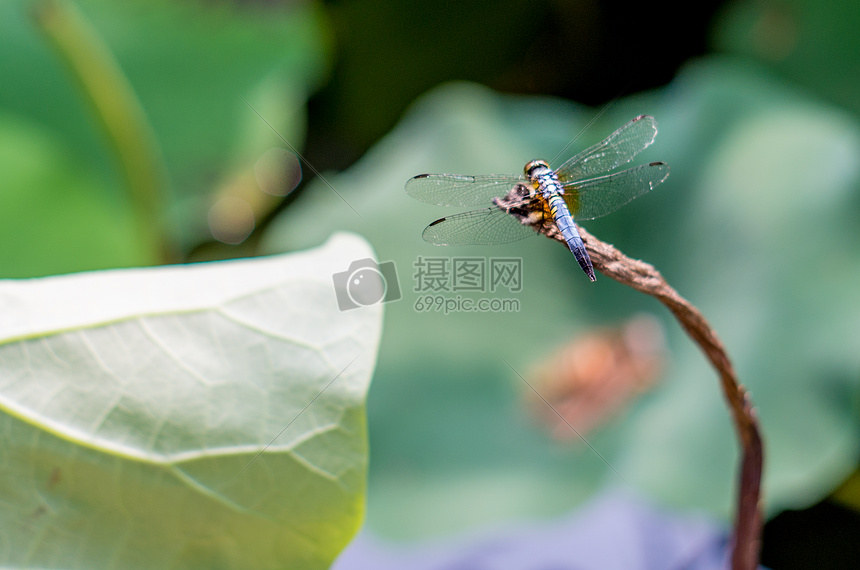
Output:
[406, 173, 526, 207]
[555, 115, 658, 182]
[564, 162, 670, 221]
[422, 207, 538, 245]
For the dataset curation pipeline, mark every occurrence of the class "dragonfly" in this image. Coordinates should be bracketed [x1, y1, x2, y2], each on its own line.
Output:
[405, 115, 670, 281]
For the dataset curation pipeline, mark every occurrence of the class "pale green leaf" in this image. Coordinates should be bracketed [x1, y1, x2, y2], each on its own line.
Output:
[0, 232, 382, 569]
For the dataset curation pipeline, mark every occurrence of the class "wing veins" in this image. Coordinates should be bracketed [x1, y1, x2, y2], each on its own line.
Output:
[422, 206, 538, 245]
[562, 162, 670, 221]
[555, 115, 658, 182]
[406, 173, 525, 207]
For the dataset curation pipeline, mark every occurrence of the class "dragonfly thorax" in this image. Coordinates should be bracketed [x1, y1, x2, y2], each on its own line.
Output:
[524, 159, 563, 198]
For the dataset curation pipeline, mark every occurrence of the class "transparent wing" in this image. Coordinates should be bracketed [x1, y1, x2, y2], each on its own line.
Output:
[406, 173, 526, 207]
[556, 115, 658, 182]
[422, 207, 538, 245]
[564, 162, 670, 221]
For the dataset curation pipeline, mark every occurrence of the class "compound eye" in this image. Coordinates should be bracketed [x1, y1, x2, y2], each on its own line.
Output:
[524, 159, 549, 176]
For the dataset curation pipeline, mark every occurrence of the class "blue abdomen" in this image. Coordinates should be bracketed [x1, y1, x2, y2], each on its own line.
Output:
[546, 193, 595, 281]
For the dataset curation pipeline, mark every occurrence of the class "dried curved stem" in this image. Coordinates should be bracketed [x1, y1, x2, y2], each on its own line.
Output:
[548, 223, 763, 570]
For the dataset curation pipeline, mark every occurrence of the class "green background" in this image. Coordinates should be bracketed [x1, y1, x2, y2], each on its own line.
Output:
[1, 0, 859, 567]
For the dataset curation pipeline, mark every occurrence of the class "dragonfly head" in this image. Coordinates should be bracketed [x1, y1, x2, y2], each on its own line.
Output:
[524, 159, 551, 178]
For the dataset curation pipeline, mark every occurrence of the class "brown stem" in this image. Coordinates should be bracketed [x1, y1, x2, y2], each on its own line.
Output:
[544, 223, 763, 569]
[494, 172, 764, 566]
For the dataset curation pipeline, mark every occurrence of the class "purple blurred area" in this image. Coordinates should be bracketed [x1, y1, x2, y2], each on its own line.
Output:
[334, 490, 764, 570]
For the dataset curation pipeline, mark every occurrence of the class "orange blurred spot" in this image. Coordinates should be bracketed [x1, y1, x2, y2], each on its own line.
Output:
[525, 314, 665, 441]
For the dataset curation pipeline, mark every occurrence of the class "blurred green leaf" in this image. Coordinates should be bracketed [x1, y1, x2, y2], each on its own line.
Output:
[1, 0, 328, 179]
[0, 233, 382, 569]
[713, 0, 860, 116]
[70, 0, 329, 203]
[33, 0, 174, 263]
[0, 114, 151, 277]
[263, 60, 860, 539]
[0, 0, 330, 271]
